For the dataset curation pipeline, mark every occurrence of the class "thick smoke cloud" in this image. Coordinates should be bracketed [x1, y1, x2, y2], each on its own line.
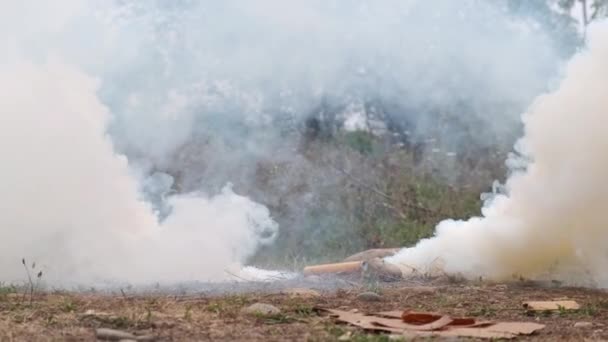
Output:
[0, 1, 576, 285]
[0, 59, 279, 285]
[0, 2, 280, 286]
[88, 0, 568, 168]
[388, 20, 608, 287]
[94, 0, 573, 229]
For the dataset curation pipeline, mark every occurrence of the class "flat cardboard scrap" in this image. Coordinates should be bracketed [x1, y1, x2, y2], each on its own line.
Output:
[523, 300, 580, 311]
[319, 308, 545, 339]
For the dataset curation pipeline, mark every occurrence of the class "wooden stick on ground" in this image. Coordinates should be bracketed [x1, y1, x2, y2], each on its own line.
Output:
[303, 261, 363, 276]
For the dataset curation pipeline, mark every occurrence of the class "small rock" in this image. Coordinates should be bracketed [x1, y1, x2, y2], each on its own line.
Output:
[357, 292, 382, 302]
[493, 284, 508, 291]
[338, 331, 352, 341]
[95, 328, 135, 341]
[241, 303, 281, 316]
[281, 288, 321, 299]
[81, 309, 111, 319]
[574, 322, 594, 328]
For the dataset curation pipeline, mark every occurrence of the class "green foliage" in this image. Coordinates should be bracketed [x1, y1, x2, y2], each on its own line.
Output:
[257, 313, 295, 324]
[61, 298, 77, 313]
[0, 283, 17, 295]
[0, 283, 18, 302]
[293, 304, 315, 317]
[251, 132, 490, 269]
[184, 305, 193, 321]
[341, 131, 375, 155]
[351, 335, 392, 342]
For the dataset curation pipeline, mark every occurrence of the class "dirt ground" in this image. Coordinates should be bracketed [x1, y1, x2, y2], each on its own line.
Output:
[1, 279, 607, 341]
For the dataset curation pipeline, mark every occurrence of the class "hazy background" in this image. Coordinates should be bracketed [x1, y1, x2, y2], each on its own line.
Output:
[1, 0, 604, 285]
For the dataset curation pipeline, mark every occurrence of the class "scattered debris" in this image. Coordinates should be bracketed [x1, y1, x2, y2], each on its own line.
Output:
[281, 288, 321, 298]
[523, 300, 580, 311]
[343, 248, 401, 262]
[574, 322, 594, 328]
[319, 308, 545, 339]
[303, 261, 363, 276]
[241, 303, 281, 316]
[81, 310, 135, 328]
[357, 292, 383, 302]
[94, 328, 155, 341]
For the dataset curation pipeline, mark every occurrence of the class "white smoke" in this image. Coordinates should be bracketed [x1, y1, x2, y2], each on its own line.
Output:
[91, 0, 565, 169]
[0, 0, 587, 287]
[0, 59, 278, 286]
[387, 20, 608, 286]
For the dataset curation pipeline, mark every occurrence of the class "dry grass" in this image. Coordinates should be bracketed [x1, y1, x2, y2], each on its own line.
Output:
[1, 280, 607, 341]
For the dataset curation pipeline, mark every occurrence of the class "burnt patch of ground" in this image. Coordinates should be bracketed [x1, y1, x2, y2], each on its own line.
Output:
[1, 280, 607, 341]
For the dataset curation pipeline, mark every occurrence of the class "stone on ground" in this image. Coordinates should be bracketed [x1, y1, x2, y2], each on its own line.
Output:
[241, 303, 281, 316]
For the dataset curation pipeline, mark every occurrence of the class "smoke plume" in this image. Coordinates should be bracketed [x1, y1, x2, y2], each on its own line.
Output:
[0, 0, 585, 286]
[0, 59, 278, 285]
[387, 20, 608, 287]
